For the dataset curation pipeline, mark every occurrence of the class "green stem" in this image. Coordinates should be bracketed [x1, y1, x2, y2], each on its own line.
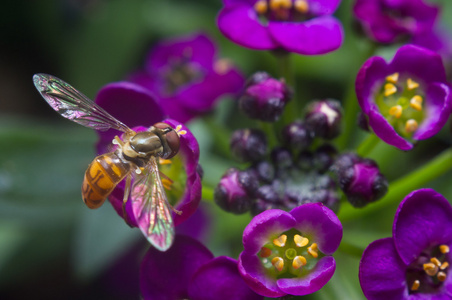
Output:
[339, 147, 452, 222]
[356, 133, 380, 157]
[335, 42, 378, 151]
[275, 52, 299, 125]
[258, 121, 278, 149]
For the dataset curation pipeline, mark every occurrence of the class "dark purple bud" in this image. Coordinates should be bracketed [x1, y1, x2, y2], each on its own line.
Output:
[296, 150, 314, 171]
[230, 129, 267, 163]
[196, 164, 204, 179]
[253, 161, 275, 183]
[237, 169, 259, 197]
[305, 99, 342, 140]
[214, 168, 253, 214]
[318, 190, 341, 213]
[333, 153, 388, 208]
[239, 72, 292, 122]
[256, 185, 279, 204]
[282, 120, 313, 151]
[313, 144, 338, 173]
[271, 147, 293, 169]
[250, 199, 271, 216]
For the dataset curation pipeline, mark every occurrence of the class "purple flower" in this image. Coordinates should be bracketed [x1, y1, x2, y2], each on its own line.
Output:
[94, 81, 202, 229]
[129, 33, 244, 123]
[359, 189, 452, 299]
[353, 0, 440, 44]
[217, 0, 344, 55]
[356, 44, 452, 150]
[238, 203, 342, 297]
[140, 235, 263, 300]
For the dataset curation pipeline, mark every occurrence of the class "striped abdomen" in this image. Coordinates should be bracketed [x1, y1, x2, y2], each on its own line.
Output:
[82, 152, 132, 209]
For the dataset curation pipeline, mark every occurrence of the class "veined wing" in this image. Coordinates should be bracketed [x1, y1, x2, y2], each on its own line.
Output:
[131, 157, 174, 251]
[33, 73, 131, 133]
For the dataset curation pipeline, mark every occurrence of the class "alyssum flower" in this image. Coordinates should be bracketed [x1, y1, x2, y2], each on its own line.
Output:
[130, 33, 244, 123]
[356, 44, 452, 151]
[95, 81, 202, 229]
[353, 0, 440, 44]
[217, 0, 344, 55]
[238, 203, 342, 297]
[360, 189, 452, 299]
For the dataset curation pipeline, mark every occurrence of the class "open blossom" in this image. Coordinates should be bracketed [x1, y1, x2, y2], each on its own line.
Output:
[353, 0, 440, 44]
[238, 203, 342, 297]
[359, 189, 452, 299]
[217, 0, 344, 55]
[94, 81, 202, 229]
[140, 235, 263, 300]
[356, 44, 452, 150]
[129, 33, 244, 123]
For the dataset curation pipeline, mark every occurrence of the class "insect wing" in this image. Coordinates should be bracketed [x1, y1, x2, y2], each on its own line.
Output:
[131, 157, 174, 251]
[33, 73, 131, 133]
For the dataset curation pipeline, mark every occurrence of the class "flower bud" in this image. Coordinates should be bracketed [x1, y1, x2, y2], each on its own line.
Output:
[239, 72, 292, 122]
[230, 128, 267, 163]
[313, 144, 337, 173]
[282, 120, 313, 151]
[252, 161, 275, 183]
[305, 99, 342, 140]
[332, 153, 388, 208]
[271, 147, 293, 170]
[214, 168, 254, 214]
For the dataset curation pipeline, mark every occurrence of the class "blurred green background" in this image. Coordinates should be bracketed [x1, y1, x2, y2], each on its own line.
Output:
[1, 0, 452, 299]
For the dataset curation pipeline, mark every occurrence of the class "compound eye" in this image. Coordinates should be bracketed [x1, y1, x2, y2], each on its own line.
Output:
[153, 122, 180, 159]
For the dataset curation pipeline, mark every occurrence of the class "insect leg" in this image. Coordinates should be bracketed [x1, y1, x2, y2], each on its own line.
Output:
[122, 174, 133, 227]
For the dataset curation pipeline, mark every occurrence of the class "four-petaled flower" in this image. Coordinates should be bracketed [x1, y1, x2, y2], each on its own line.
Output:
[356, 44, 452, 151]
[129, 33, 244, 123]
[360, 188, 452, 299]
[94, 81, 202, 231]
[353, 0, 440, 44]
[217, 0, 344, 55]
[140, 235, 263, 300]
[238, 203, 342, 297]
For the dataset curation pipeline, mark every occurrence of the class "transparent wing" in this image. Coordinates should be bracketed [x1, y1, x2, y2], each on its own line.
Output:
[131, 157, 174, 251]
[33, 73, 131, 133]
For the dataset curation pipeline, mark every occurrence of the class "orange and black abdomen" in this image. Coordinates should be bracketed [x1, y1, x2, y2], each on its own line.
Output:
[82, 152, 131, 209]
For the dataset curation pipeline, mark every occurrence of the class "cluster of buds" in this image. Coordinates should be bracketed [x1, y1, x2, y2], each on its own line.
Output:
[215, 72, 388, 215]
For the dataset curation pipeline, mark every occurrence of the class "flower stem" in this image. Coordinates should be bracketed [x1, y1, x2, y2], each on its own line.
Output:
[275, 52, 299, 125]
[339, 147, 452, 221]
[356, 133, 380, 157]
[258, 121, 279, 149]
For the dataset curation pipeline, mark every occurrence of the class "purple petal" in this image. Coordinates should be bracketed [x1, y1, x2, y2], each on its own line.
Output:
[95, 82, 165, 154]
[390, 44, 447, 84]
[223, 0, 256, 6]
[367, 108, 413, 151]
[188, 256, 263, 300]
[242, 209, 296, 254]
[413, 82, 452, 140]
[162, 119, 202, 226]
[146, 33, 216, 73]
[176, 202, 211, 242]
[140, 235, 214, 300]
[238, 252, 286, 297]
[290, 203, 342, 254]
[356, 56, 389, 113]
[393, 189, 452, 265]
[177, 67, 244, 112]
[359, 238, 407, 300]
[277, 256, 336, 296]
[268, 16, 343, 55]
[217, 5, 278, 50]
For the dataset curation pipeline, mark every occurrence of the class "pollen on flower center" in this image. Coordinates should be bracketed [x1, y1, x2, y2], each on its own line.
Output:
[376, 73, 426, 137]
[407, 244, 450, 294]
[254, 0, 310, 22]
[259, 229, 323, 277]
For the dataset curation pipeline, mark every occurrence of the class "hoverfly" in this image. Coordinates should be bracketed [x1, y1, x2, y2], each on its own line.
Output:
[33, 73, 186, 251]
